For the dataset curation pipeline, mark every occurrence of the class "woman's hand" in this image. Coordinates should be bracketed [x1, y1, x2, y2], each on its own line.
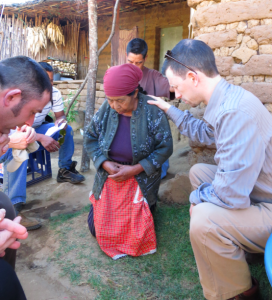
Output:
[102, 161, 121, 175]
[108, 164, 144, 182]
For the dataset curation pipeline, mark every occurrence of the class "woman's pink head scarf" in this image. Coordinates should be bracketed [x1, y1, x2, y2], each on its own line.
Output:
[103, 64, 143, 97]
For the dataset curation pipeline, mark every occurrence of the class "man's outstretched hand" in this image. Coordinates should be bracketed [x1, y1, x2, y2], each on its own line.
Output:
[147, 96, 171, 113]
[0, 209, 28, 257]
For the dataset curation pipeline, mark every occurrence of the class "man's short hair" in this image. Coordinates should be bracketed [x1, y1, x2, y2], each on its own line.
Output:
[126, 38, 148, 59]
[162, 39, 219, 78]
[0, 56, 52, 116]
[39, 61, 53, 73]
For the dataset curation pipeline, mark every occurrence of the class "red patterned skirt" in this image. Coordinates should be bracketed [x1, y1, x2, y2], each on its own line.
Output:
[89, 177, 157, 260]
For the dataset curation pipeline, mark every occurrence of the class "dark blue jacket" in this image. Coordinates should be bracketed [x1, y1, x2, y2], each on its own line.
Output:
[85, 93, 173, 206]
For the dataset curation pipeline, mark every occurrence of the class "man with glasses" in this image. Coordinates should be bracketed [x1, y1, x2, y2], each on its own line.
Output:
[148, 39, 272, 300]
[126, 38, 175, 178]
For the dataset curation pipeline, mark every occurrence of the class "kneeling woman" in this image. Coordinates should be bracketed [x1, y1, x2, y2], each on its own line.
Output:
[85, 64, 173, 260]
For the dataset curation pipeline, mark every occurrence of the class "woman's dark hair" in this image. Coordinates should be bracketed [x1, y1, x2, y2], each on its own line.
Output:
[126, 38, 148, 59]
[39, 62, 53, 73]
[162, 39, 219, 79]
[127, 85, 147, 96]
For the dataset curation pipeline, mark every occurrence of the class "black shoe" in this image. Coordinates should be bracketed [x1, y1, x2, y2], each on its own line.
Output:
[57, 161, 85, 184]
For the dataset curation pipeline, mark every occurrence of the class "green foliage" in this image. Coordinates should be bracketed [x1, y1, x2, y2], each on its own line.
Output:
[63, 91, 80, 123]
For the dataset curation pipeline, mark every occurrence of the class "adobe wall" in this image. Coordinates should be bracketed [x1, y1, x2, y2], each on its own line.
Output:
[190, 0, 272, 108]
[96, 2, 190, 79]
[184, 0, 272, 165]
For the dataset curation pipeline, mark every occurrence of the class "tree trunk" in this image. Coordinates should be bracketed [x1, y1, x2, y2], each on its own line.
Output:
[80, 0, 98, 172]
[111, 0, 120, 66]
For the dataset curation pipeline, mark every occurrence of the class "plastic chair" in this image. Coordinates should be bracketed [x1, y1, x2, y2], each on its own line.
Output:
[265, 233, 272, 286]
[26, 146, 52, 187]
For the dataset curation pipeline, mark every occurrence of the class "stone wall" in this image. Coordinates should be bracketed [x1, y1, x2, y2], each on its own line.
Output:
[184, 0, 272, 165]
[190, 0, 272, 107]
[53, 80, 106, 113]
[53, 80, 106, 131]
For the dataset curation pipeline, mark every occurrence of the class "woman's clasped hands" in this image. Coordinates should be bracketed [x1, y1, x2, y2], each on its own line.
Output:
[102, 161, 143, 182]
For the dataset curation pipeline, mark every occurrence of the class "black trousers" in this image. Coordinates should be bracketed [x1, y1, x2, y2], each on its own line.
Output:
[0, 259, 26, 300]
[0, 192, 26, 300]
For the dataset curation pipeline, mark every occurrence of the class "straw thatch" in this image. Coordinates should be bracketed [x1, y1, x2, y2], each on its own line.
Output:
[3, 0, 186, 18]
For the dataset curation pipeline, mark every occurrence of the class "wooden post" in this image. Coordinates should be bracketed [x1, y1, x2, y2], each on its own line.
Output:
[111, 0, 120, 66]
[80, 0, 98, 172]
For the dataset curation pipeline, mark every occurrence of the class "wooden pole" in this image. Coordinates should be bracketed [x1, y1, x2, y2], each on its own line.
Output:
[80, 0, 98, 172]
[111, 0, 120, 66]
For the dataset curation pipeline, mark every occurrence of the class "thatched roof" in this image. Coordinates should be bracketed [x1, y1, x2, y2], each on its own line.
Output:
[3, 0, 186, 18]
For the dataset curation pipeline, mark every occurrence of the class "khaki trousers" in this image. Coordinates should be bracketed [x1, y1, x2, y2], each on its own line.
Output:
[189, 163, 272, 300]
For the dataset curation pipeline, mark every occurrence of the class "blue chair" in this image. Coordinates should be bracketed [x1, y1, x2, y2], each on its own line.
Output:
[265, 233, 272, 286]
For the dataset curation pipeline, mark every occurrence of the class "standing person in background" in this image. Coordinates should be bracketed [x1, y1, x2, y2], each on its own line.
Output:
[0, 55, 52, 299]
[126, 38, 175, 179]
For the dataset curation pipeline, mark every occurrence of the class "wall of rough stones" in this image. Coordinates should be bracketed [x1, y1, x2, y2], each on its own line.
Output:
[183, 0, 272, 165]
[53, 80, 106, 113]
[53, 80, 106, 131]
[190, 0, 272, 106]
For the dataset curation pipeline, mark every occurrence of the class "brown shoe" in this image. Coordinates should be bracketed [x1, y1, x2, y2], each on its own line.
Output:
[227, 277, 259, 300]
[19, 213, 42, 231]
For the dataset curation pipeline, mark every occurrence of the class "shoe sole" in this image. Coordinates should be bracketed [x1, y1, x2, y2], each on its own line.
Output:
[26, 224, 42, 231]
[57, 177, 85, 184]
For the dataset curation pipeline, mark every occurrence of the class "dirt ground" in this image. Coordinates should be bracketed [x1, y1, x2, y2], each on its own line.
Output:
[15, 133, 191, 300]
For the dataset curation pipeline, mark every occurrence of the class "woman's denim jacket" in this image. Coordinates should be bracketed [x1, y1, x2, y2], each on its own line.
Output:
[85, 93, 173, 206]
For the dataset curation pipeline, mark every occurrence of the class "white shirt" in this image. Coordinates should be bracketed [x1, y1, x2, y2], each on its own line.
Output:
[32, 87, 64, 128]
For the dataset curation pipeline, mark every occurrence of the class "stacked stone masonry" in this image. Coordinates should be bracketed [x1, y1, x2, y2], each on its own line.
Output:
[186, 0, 272, 162]
[53, 80, 106, 113]
[190, 0, 272, 106]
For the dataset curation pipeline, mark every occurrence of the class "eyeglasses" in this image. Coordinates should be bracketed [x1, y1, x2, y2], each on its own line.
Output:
[164, 50, 197, 75]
